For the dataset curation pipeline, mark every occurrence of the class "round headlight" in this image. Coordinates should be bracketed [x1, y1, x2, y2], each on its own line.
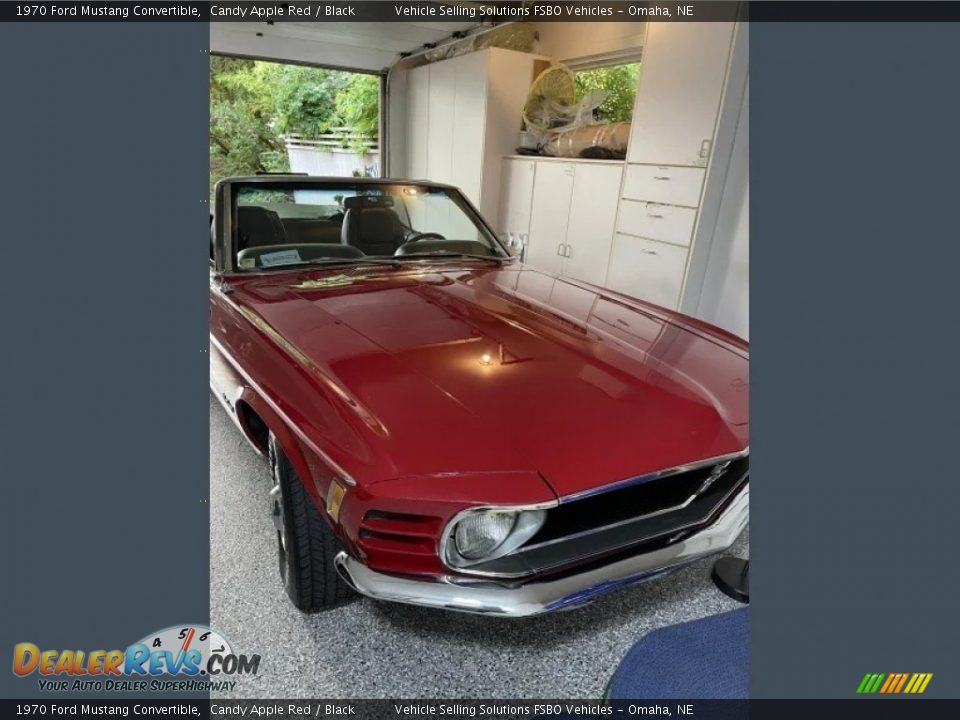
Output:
[446, 508, 547, 568]
[454, 512, 517, 560]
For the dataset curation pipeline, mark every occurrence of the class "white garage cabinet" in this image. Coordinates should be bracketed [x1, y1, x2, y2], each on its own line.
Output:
[608, 21, 736, 309]
[499, 22, 738, 312]
[404, 48, 541, 225]
[501, 158, 623, 287]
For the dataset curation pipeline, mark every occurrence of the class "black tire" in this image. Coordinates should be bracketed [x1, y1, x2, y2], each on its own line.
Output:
[268, 434, 353, 612]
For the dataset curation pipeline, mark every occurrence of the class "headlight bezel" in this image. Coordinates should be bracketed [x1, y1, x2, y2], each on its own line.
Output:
[441, 502, 554, 574]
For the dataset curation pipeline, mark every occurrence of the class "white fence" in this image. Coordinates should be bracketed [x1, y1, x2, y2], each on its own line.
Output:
[284, 130, 379, 178]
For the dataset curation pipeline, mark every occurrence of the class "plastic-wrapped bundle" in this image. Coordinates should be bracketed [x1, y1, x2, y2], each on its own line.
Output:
[542, 122, 632, 159]
[423, 24, 538, 63]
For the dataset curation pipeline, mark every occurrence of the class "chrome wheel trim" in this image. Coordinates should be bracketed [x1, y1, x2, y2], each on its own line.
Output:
[270, 480, 290, 585]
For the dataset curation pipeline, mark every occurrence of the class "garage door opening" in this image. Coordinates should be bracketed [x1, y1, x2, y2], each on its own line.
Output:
[209, 55, 381, 196]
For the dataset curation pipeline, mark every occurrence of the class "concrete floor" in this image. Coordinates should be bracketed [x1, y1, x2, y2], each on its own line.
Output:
[210, 394, 748, 699]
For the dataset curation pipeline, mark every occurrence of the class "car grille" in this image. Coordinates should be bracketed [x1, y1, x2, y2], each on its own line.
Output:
[460, 454, 749, 579]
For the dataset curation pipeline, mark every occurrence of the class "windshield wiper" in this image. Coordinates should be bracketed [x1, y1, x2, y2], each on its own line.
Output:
[262, 257, 403, 271]
[305, 257, 402, 267]
[396, 252, 507, 265]
[258, 253, 509, 272]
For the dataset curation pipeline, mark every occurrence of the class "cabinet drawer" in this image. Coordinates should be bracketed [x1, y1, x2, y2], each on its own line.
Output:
[617, 199, 697, 247]
[606, 234, 688, 310]
[622, 164, 705, 207]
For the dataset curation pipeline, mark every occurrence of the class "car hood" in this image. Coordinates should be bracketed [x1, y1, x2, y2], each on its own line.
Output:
[234, 263, 749, 498]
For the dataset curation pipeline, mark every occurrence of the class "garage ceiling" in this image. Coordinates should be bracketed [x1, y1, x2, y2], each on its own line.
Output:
[211, 20, 482, 72]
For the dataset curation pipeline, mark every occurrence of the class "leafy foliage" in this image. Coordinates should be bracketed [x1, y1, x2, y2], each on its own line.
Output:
[209, 56, 289, 195]
[335, 74, 380, 152]
[210, 57, 380, 195]
[574, 62, 641, 123]
[267, 63, 348, 137]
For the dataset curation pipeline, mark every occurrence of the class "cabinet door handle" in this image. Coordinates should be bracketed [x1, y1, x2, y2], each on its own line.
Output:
[646, 213, 664, 219]
[699, 139, 712, 159]
[565, 244, 572, 258]
[653, 176, 671, 181]
[557, 243, 564, 256]
[640, 249, 659, 256]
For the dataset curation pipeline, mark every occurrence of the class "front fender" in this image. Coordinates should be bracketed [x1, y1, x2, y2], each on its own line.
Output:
[210, 330, 344, 520]
[235, 387, 330, 514]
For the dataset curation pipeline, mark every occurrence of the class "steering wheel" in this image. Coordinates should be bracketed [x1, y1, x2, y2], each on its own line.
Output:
[403, 231, 446, 244]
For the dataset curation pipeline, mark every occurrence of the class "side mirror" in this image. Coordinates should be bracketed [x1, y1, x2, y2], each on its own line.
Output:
[503, 232, 528, 260]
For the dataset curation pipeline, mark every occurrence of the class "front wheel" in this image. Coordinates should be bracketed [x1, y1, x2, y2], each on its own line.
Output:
[268, 434, 353, 612]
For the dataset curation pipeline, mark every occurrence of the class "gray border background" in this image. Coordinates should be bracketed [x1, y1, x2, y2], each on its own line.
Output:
[751, 22, 960, 697]
[0, 22, 210, 698]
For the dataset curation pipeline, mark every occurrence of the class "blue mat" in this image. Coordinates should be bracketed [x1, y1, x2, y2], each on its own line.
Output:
[607, 609, 748, 699]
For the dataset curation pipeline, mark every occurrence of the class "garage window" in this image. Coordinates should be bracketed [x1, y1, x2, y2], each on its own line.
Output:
[573, 61, 641, 123]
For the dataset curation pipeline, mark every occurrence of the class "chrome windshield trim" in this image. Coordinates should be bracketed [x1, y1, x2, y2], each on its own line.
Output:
[557, 447, 750, 504]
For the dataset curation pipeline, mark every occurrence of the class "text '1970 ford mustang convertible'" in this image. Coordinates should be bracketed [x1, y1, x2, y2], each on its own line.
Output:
[209, 176, 749, 617]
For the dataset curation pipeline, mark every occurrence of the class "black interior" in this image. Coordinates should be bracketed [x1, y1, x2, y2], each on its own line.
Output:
[236, 206, 288, 250]
[283, 217, 343, 245]
[233, 192, 502, 268]
[341, 206, 405, 256]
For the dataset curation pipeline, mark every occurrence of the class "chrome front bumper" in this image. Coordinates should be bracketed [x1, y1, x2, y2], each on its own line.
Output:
[334, 485, 748, 617]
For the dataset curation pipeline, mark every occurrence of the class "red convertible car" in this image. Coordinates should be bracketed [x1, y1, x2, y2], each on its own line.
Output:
[209, 176, 749, 617]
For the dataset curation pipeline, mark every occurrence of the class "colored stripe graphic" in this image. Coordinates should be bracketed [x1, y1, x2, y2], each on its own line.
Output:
[858, 673, 933, 694]
[857, 673, 885, 693]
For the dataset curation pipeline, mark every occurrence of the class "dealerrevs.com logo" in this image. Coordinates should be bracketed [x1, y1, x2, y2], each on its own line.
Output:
[12, 625, 260, 693]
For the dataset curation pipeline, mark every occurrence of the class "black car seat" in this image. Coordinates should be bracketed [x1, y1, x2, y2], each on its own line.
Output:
[282, 218, 343, 246]
[236, 206, 288, 251]
[340, 198, 404, 256]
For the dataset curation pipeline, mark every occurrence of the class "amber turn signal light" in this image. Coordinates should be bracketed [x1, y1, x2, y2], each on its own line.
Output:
[326, 481, 347, 523]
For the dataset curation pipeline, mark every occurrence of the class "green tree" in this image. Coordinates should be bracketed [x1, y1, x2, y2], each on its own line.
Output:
[210, 57, 380, 195]
[265, 63, 348, 137]
[209, 56, 288, 196]
[574, 62, 641, 123]
[335, 74, 380, 152]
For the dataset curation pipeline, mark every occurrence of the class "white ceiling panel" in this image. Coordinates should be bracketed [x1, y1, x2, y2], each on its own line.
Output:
[211, 21, 481, 72]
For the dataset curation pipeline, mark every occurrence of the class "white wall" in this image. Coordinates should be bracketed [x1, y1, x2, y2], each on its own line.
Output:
[286, 146, 380, 178]
[694, 83, 749, 339]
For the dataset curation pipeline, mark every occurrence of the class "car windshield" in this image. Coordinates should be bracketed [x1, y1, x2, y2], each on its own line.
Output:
[232, 181, 506, 271]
